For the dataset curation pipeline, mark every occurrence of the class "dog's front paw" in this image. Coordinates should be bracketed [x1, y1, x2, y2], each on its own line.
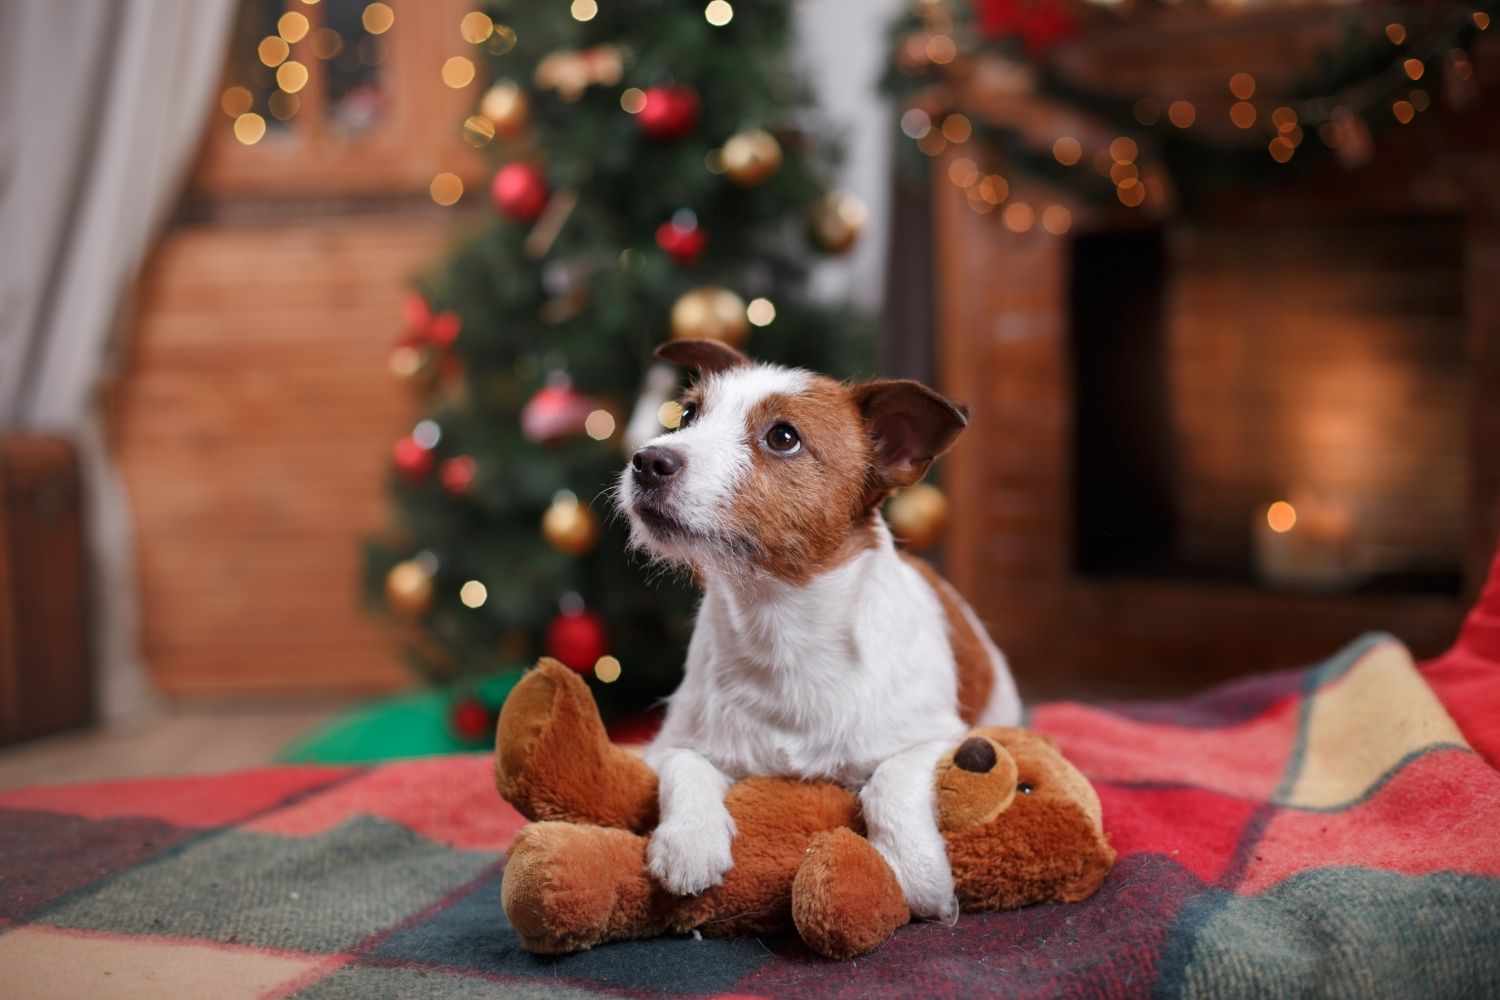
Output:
[646, 809, 736, 896]
[872, 831, 959, 924]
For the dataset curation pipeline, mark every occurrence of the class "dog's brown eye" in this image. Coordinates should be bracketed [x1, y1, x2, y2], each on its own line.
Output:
[677, 402, 698, 428]
[765, 423, 801, 454]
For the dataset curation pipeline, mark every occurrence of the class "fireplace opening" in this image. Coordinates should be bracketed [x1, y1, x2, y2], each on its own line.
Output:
[1070, 219, 1468, 596]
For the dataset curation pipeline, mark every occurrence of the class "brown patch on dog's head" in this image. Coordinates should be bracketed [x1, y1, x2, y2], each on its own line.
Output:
[726, 375, 879, 584]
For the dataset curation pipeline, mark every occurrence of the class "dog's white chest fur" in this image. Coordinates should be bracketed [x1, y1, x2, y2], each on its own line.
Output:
[648, 525, 969, 785]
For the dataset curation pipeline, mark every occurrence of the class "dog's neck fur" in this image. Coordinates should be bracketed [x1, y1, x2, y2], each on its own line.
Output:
[702, 516, 895, 675]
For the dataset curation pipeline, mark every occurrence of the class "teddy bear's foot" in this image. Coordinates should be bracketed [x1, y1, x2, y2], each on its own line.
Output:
[502, 821, 667, 954]
[494, 658, 659, 831]
[792, 828, 911, 960]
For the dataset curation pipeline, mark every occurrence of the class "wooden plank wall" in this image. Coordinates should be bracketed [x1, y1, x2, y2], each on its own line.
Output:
[111, 215, 455, 696]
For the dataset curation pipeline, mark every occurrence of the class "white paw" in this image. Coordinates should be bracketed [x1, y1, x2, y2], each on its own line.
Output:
[647, 810, 736, 896]
[873, 834, 958, 923]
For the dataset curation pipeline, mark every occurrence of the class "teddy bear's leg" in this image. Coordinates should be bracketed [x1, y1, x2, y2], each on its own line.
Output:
[502, 821, 672, 954]
[494, 658, 659, 831]
[791, 828, 911, 960]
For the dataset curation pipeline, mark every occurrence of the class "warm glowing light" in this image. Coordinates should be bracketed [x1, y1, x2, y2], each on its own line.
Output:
[594, 655, 622, 683]
[1267, 501, 1297, 533]
[389, 346, 423, 378]
[947, 156, 979, 187]
[278, 11, 310, 42]
[276, 60, 309, 93]
[916, 130, 946, 156]
[1116, 180, 1145, 207]
[233, 113, 267, 145]
[1403, 58, 1424, 81]
[1475, 11, 1491, 30]
[1385, 23, 1406, 45]
[747, 297, 776, 326]
[1041, 204, 1072, 236]
[1411, 89, 1430, 112]
[362, 2, 395, 35]
[1109, 136, 1137, 163]
[705, 1, 734, 26]
[977, 174, 1008, 204]
[620, 87, 646, 113]
[1230, 101, 1256, 128]
[900, 108, 931, 139]
[462, 114, 495, 146]
[1052, 136, 1081, 165]
[1392, 99, 1415, 124]
[571, 0, 598, 22]
[442, 55, 475, 88]
[220, 86, 252, 117]
[1109, 161, 1138, 185]
[310, 27, 342, 59]
[658, 401, 683, 430]
[1268, 135, 1295, 162]
[489, 24, 517, 54]
[1228, 72, 1255, 100]
[413, 420, 442, 448]
[926, 35, 957, 64]
[1167, 100, 1196, 128]
[1133, 98, 1160, 125]
[460, 11, 494, 43]
[941, 114, 972, 143]
[1271, 106, 1297, 132]
[585, 409, 616, 441]
[268, 91, 299, 120]
[258, 35, 290, 66]
[1002, 201, 1034, 233]
[430, 172, 464, 206]
[1284, 124, 1303, 147]
[460, 581, 488, 608]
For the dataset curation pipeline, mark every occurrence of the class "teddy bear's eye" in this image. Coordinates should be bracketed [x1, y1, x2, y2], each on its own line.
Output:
[1018, 783, 1035, 794]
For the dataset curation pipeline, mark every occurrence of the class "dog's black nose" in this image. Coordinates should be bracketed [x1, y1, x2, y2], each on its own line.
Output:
[631, 446, 683, 488]
[953, 737, 997, 774]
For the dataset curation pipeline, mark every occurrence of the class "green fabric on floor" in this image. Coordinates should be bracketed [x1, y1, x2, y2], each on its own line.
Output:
[277, 672, 521, 764]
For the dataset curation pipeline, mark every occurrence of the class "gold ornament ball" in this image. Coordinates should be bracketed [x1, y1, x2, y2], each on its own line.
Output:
[670, 286, 749, 346]
[385, 559, 435, 618]
[480, 80, 530, 137]
[810, 191, 869, 254]
[886, 483, 950, 551]
[721, 128, 782, 187]
[543, 496, 600, 556]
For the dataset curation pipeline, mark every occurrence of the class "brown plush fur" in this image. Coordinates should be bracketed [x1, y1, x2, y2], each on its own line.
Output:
[495, 659, 1114, 960]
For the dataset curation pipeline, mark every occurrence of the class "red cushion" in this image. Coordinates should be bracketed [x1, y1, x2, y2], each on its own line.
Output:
[1420, 540, 1500, 768]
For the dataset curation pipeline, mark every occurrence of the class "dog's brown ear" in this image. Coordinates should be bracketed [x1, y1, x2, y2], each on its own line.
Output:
[655, 339, 750, 375]
[851, 379, 969, 502]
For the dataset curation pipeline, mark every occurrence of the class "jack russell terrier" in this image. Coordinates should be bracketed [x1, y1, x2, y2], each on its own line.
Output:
[617, 338, 1021, 921]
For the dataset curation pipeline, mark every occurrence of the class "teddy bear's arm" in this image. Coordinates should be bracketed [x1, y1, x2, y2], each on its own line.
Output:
[495, 659, 659, 831]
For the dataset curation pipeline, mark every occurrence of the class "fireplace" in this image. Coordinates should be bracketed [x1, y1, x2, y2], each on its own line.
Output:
[1072, 218, 1469, 597]
[931, 146, 1499, 704]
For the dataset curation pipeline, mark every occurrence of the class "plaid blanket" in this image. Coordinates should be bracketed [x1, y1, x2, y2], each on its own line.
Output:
[4, 559, 1500, 997]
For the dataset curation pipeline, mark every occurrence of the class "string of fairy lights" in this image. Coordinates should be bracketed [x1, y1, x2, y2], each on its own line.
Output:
[219, 0, 747, 213]
[886, 1, 1495, 225]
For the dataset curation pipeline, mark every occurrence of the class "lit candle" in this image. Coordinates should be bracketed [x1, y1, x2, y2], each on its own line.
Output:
[1252, 494, 1356, 591]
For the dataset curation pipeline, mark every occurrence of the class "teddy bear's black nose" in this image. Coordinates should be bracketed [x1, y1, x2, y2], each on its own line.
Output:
[954, 737, 997, 773]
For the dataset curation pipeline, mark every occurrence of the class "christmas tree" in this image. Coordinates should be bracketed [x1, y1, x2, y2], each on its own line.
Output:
[365, 0, 871, 738]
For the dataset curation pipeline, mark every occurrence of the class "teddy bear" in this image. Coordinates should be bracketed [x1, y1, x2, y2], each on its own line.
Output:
[494, 659, 1114, 960]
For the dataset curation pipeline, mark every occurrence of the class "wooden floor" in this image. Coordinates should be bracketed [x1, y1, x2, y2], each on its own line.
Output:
[0, 700, 350, 791]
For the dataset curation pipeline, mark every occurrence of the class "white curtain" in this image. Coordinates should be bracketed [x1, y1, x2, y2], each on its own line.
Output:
[0, 0, 236, 720]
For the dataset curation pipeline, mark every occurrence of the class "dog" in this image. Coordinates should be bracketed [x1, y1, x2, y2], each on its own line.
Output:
[617, 338, 1021, 921]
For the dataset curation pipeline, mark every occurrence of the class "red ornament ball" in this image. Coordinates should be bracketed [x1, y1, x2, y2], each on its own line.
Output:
[546, 609, 608, 672]
[491, 162, 550, 222]
[655, 217, 706, 265]
[635, 86, 701, 140]
[450, 697, 493, 744]
[392, 434, 435, 481]
[439, 455, 477, 495]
